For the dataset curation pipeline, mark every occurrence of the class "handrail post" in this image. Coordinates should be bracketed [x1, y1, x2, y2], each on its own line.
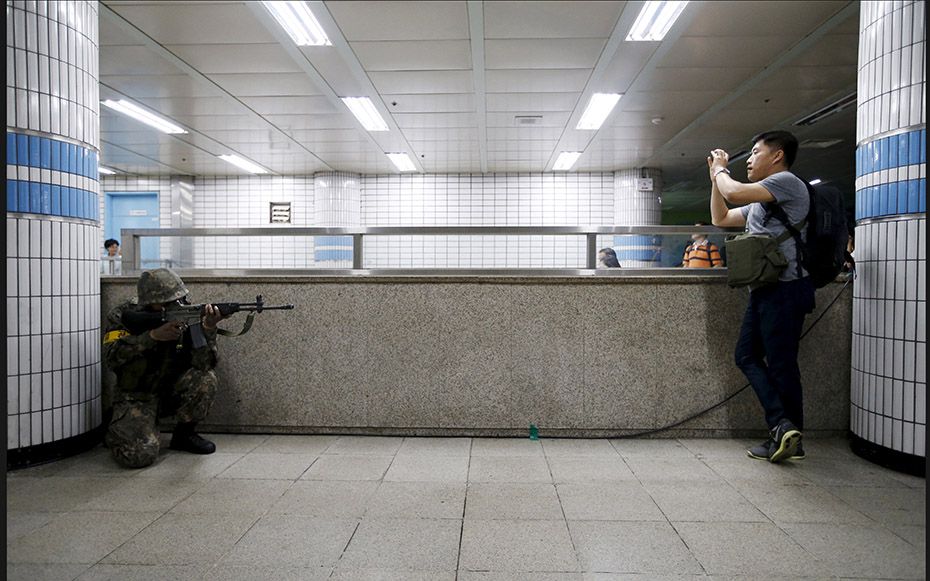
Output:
[352, 234, 363, 269]
[586, 233, 597, 269]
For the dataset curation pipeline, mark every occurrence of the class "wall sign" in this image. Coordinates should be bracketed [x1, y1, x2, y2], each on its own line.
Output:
[636, 178, 654, 192]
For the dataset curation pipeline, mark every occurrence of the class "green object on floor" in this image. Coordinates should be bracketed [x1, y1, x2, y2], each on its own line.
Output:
[529, 424, 539, 440]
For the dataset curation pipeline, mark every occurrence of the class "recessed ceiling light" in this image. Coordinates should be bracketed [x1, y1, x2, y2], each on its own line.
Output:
[341, 97, 390, 132]
[101, 99, 187, 134]
[98, 166, 117, 175]
[576, 93, 622, 130]
[627, 1, 690, 42]
[218, 154, 269, 174]
[553, 152, 582, 171]
[386, 153, 416, 172]
[262, 1, 331, 46]
[809, 178, 823, 185]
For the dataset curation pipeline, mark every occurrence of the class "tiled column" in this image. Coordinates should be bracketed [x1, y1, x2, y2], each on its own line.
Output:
[314, 172, 360, 268]
[6, 1, 102, 466]
[851, 0, 926, 474]
[613, 168, 662, 267]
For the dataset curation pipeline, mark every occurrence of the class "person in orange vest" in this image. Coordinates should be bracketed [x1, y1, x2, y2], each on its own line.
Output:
[681, 222, 723, 267]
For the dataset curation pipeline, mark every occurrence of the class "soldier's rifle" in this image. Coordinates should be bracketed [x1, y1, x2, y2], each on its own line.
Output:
[122, 295, 295, 349]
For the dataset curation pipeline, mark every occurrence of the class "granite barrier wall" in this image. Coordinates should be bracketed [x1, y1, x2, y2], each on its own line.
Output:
[100, 277, 852, 438]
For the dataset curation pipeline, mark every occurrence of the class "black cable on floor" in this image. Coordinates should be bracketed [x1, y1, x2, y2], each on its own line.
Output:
[612, 276, 853, 439]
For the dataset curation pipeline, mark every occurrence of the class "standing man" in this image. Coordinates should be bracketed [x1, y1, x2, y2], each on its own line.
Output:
[681, 223, 724, 268]
[708, 130, 814, 463]
[103, 268, 225, 468]
[102, 238, 121, 275]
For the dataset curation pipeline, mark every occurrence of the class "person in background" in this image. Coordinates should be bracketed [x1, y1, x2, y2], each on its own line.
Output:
[681, 223, 723, 267]
[598, 247, 621, 268]
[102, 238, 122, 275]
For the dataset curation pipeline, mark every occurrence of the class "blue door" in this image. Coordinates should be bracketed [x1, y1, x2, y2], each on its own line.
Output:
[105, 192, 160, 269]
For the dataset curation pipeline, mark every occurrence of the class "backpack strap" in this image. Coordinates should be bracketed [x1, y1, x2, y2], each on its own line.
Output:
[763, 183, 810, 279]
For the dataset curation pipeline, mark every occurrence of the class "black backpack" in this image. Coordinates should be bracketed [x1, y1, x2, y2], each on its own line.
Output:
[766, 177, 848, 288]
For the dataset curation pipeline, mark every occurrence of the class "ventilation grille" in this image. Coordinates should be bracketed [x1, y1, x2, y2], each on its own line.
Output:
[514, 115, 543, 126]
[794, 92, 857, 126]
[800, 138, 843, 149]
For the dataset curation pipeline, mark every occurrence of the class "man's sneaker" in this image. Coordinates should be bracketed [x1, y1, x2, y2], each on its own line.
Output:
[769, 419, 802, 463]
[789, 443, 806, 460]
[169, 431, 216, 455]
[747, 439, 775, 460]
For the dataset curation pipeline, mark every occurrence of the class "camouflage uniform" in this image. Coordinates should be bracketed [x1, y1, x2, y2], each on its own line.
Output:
[103, 270, 219, 468]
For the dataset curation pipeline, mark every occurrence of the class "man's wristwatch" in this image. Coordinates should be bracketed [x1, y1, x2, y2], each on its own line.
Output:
[713, 167, 730, 179]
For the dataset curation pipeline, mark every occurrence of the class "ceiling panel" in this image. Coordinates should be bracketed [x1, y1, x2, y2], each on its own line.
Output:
[393, 113, 477, 129]
[485, 69, 592, 93]
[326, 1, 468, 41]
[484, 1, 625, 39]
[207, 73, 325, 97]
[165, 44, 304, 74]
[238, 96, 339, 116]
[101, 75, 220, 99]
[379, 94, 475, 113]
[486, 93, 579, 112]
[99, 45, 184, 75]
[369, 71, 475, 95]
[350, 40, 472, 71]
[685, 1, 849, 37]
[658, 36, 802, 69]
[107, 2, 276, 44]
[485, 39, 606, 69]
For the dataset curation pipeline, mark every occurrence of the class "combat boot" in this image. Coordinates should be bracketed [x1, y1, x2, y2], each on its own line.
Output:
[169, 422, 216, 455]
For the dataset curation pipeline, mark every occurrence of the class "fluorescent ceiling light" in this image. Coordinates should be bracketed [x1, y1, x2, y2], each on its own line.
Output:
[809, 178, 823, 185]
[98, 166, 117, 175]
[386, 153, 416, 172]
[262, 1, 331, 46]
[553, 152, 582, 171]
[101, 99, 187, 134]
[576, 93, 622, 130]
[341, 97, 389, 131]
[627, 1, 689, 41]
[218, 154, 269, 174]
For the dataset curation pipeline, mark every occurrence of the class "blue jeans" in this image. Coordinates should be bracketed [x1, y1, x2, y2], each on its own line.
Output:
[735, 277, 815, 430]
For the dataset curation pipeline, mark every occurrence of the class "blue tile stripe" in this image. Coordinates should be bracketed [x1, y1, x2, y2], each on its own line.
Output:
[613, 235, 662, 262]
[315, 236, 354, 262]
[855, 178, 927, 220]
[7, 179, 100, 221]
[855, 128, 926, 177]
[6, 131, 100, 180]
[314, 249, 353, 261]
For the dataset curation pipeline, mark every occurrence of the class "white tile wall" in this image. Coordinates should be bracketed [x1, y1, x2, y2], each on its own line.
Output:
[362, 173, 613, 268]
[7, 0, 100, 451]
[6, 0, 99, 147]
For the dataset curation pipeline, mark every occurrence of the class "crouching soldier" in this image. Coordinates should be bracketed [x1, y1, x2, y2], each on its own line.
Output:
[103, 268, 225, 468]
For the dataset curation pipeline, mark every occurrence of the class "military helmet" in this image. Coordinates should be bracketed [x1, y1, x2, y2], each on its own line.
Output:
[137, 268, 189, 305]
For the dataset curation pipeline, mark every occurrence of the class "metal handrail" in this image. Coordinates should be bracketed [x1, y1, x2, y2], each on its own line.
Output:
[120, 225, 737, 274]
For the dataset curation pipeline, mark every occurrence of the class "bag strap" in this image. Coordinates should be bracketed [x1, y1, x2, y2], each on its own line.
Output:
[763, 176, 812, 278]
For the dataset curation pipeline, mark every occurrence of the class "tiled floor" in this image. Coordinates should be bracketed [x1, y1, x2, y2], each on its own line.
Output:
[6, 435, 926, 580]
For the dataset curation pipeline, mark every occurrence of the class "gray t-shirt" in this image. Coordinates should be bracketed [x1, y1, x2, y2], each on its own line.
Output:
[739, 171, 810, 281]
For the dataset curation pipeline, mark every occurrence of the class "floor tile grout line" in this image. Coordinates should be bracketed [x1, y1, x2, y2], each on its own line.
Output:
[546, 446, 583, 573]
[454, 438, 474, 580]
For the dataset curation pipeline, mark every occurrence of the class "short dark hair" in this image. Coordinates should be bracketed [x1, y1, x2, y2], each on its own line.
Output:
[598, 247, 617, 257]
[104, 239, 119, 249]
[751, 130, 799, 168]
